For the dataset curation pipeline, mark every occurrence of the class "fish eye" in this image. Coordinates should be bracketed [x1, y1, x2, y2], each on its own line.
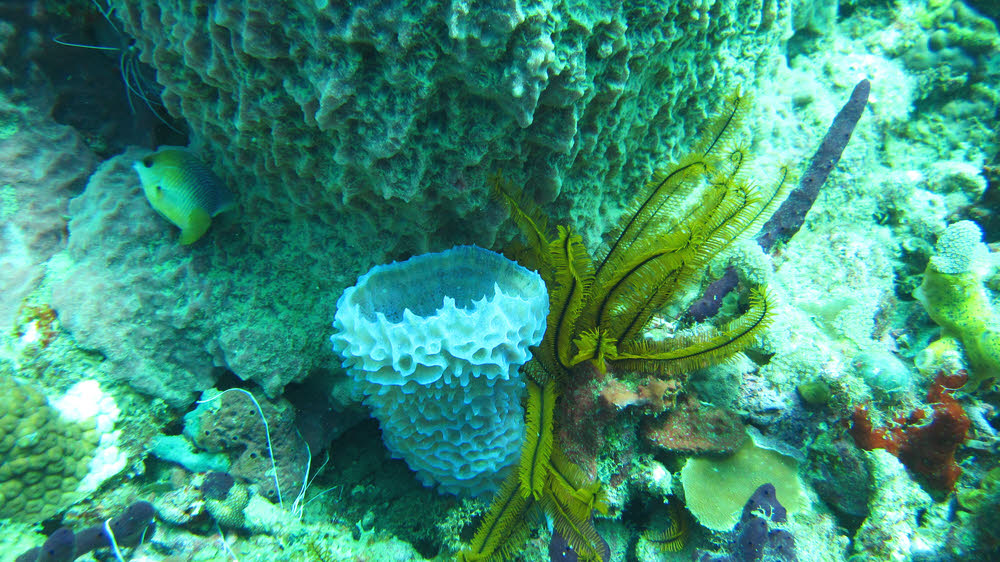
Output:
[142, 156, 154, 168]
[155, 185, 162, 191]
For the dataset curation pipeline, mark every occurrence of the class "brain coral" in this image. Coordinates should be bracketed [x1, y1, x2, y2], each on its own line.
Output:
[0, 376, 98, 523]
[331, 246, 548, 496]
[51, 1, 787, 405]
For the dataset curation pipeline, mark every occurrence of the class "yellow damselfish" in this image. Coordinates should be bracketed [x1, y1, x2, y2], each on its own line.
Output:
[132, 148, 235, 244]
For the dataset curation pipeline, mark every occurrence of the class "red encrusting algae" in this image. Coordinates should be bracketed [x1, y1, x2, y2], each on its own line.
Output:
[850, 371, 970, 491]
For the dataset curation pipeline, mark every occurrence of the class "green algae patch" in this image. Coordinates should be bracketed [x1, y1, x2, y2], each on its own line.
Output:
[680, 437, 808, 531]
[0, 114, 18, 140]
[0, 185, 16, 220]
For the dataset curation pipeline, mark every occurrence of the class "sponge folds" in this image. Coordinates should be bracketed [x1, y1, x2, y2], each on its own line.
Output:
[331, 245, 548, 495]
[928, 220, 988, 275]
[0, 376, 98, 522]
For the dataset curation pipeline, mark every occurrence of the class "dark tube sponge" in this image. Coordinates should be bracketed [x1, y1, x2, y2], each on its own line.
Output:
[755, 79, 871, 252]
[687, 79, 871, 321]
[16, 501, 155, 562]
[15, 528, 75, 562]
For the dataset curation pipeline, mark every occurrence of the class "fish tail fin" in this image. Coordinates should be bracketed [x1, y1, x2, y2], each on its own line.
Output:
[179, 208, 212, 244]
[213, 199, 237, 215]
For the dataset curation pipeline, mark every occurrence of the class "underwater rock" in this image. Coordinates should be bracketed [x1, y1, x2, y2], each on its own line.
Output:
[643, 395, 747, 456]
[0, 6, 110, 328]
[151, 481, 205, 526]
[924, 160, 989, 214]
[852, 350, 913, 396]
[735, 372, 827, 457]
[0, 86, 96, 329]
[805, 433, 873, 519]
[852, 450, 933, 561]
[598, 377, 682, 416]
[951, 466, 1000, 556]
[49, 148, 335, 407]
[48, 149, 222, 406]
[903, 0, 999, 99]
[184, 388, 309, 505]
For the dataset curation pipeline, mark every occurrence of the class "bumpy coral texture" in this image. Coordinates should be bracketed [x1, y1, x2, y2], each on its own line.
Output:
[927, 220, 987, 275]
[50, 149, 320, 406]
[50, 150, 224, 406]
[0, 11, 100, 329]
[331, 246, 548, 496]
[113, 0, 786, 244]
[0, 376, 98, 522]
[86, 1, 787, 403]
[0, 84, 95, 329]
[643, 395, 747, 456]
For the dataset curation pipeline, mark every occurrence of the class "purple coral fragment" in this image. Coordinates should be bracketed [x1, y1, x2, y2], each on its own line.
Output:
[108, 500, 156, 547]
[697, 483, 797, 562]
[16, 501, 155, 562]
[202, 470, 236, 500]
[754, 79, 871, 252]
[736, 517, 770, 560]
[742, 483, 787, 523]
[15, 527, 75, 562]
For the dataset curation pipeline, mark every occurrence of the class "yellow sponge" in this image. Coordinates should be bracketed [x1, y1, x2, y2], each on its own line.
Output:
[915, 221, 1000, 389]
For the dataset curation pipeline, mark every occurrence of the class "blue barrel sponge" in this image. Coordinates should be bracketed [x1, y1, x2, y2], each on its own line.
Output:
[331, 245, 549, 496]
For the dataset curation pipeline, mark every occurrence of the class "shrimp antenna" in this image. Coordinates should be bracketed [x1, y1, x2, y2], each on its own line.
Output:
[51, 34, 118, 51]
[121, 45, 187, 135]
[90, 0, 120, 34]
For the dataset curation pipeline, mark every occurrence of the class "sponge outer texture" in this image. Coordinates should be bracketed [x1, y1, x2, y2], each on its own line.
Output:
[331, 245, 548, 495]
